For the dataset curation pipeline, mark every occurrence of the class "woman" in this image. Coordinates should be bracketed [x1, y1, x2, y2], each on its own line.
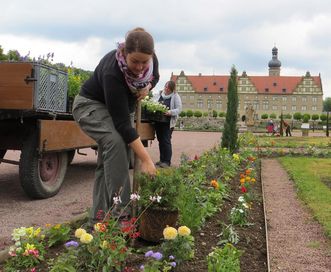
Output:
[154, 80, 182, 168]
[72, 27, 159, 224]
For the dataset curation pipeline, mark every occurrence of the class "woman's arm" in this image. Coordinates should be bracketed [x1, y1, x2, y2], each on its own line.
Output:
[129, 137, 156, 175]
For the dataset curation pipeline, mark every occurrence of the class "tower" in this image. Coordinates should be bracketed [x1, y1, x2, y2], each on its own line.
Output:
[268, 46, 281, 76]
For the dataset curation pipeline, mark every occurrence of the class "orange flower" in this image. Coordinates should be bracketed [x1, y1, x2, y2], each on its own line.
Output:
[245, 169, 252, 175]
[240, 178, 246, 184]
[240, 173, 245, 179]
[210, 179, 219, 189]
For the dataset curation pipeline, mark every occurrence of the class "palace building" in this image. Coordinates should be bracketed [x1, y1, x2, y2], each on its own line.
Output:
[170, 47, 323, 119]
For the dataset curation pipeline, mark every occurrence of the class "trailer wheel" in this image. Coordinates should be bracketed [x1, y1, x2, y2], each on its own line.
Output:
[19, 131, 68, 199]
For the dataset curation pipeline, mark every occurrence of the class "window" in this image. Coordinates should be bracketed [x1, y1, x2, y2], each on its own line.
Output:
[272, 96, 277, 101]
[282, 88, 286, 93]
[312, 106, 317, 111]
[265, 88, 269, 92]
[282, 96, 287, 102]
[301, 105, 307, 111]
[273, 82, 277, 86]
[312, 97, 317, 103]
[216, 100, 222, 109]
[204, 87, 208, 92]
[272, 105, 277, 110]
[220, 87, 224, 91]
[292, 96, 296, 102]
[197, 100, 203, 108]
[292, 105, 296, 111]
[302, 97, 307, 102]
[282, 105, 287, 111]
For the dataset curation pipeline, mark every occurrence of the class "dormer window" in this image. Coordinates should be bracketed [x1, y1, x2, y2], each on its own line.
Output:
[220, 87, 223, 91]
[213, 82, 217, 86]
[204, 87, 208, 92]
[265, 88, 269, 92]
[273, 82, 277, 86]
[282, 88, 286, 93]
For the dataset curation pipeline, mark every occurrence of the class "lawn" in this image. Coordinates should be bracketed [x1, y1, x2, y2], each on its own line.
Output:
[253, 135, 331, 148]
[278, 157, 331, 238]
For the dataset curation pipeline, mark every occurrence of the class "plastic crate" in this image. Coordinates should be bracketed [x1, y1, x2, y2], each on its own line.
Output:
[33, 63, 68, 112]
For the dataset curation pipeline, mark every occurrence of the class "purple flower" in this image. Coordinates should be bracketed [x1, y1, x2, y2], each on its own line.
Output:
[170, 262, 176, 267]
[169, 255, 175, 260]
[139, 265, 144, 271]
[152, 252, 163, 260]
[144, 250, 154, 257]
[65, 240, 79, 248]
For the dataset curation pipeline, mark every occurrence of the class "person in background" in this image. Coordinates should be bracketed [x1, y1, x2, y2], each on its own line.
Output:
[282, 120, 292, 136]
[154, 80, 182, 168]
[72, 27, 159, 225]
[267, 119, 274, 135]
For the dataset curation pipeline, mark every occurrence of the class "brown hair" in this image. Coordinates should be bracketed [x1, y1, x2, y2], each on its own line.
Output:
[166, 80, 176, 92]
[125, 27, 154, 55]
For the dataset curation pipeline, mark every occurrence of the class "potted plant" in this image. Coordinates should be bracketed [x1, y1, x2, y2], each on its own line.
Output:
[136, 168, 183, 242]
[141, 96, 170, 122]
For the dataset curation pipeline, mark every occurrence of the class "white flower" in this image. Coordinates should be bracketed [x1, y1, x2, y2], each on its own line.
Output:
[149, 195, 162, 203]
[239, 209, 244, 213]
[242, 203, 249, 209]
[130, 193, 140, 201]
[113, 196, 122, 205]
[238, 196, 245, 202]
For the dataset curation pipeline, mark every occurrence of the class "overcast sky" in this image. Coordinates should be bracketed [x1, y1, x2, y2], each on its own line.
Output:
[1, 0, 330, 98]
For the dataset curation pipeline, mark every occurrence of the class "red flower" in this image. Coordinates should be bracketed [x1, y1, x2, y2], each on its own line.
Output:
[194, 155, 199, 160]
[241, 186, 247, 193]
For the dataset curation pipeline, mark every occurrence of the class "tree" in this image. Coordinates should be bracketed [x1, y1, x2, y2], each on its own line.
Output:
[186, 110, 193, 118]
[221, 66, 238, 153]
[194, 110, 202, 118]
[323, 97, 331, 137]
[311, 114, 319, 132]
[261, 113, 268, 120]
[293, 112, 302, 121]
[270, 113, 276, 119]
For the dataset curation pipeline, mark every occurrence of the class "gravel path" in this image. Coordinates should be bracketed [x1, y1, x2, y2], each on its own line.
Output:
[262, 158, 331, 272]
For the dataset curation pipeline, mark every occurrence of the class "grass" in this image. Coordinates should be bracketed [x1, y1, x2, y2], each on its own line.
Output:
[254, 135, 331, 148]
[278, 157, 331, 238]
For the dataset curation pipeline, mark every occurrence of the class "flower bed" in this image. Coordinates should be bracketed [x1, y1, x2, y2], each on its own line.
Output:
[1, 134, 267, 272]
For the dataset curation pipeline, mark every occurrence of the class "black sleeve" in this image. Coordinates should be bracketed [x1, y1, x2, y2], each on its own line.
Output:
[150, 54, 160, 90]
[102, 73, 139, 144]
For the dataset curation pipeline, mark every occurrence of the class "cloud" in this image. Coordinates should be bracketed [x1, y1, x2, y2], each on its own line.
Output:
[1, 0, 330, 98]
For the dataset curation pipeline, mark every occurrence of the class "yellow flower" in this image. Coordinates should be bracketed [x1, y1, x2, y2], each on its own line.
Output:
[80, 233, 93, 244]
[54, 224, 61, 229]
[100, 240, 108, 249]
[163, 226, 178, 240]
[232, 153, 240, 161]
[251, 178, 256, 183]
[245, 176, 251, 182]
[240, 178, 245, 184]
[25, 243, 36, 251]
[45, 223, 51, 228]
[178, 226, 191, 236]
[34, 228, 41, 237]
[75, 228, 86, 238]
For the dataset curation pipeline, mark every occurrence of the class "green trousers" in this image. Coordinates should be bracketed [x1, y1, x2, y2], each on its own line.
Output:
[72, 95, 132, 224]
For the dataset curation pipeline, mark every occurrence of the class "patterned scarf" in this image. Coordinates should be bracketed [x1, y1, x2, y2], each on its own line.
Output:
[116, 42, 154, 94]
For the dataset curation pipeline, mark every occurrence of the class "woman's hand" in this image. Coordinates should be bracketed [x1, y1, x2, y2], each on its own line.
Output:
[140, 159, 156, 176]
[136, 83, 151, 101]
